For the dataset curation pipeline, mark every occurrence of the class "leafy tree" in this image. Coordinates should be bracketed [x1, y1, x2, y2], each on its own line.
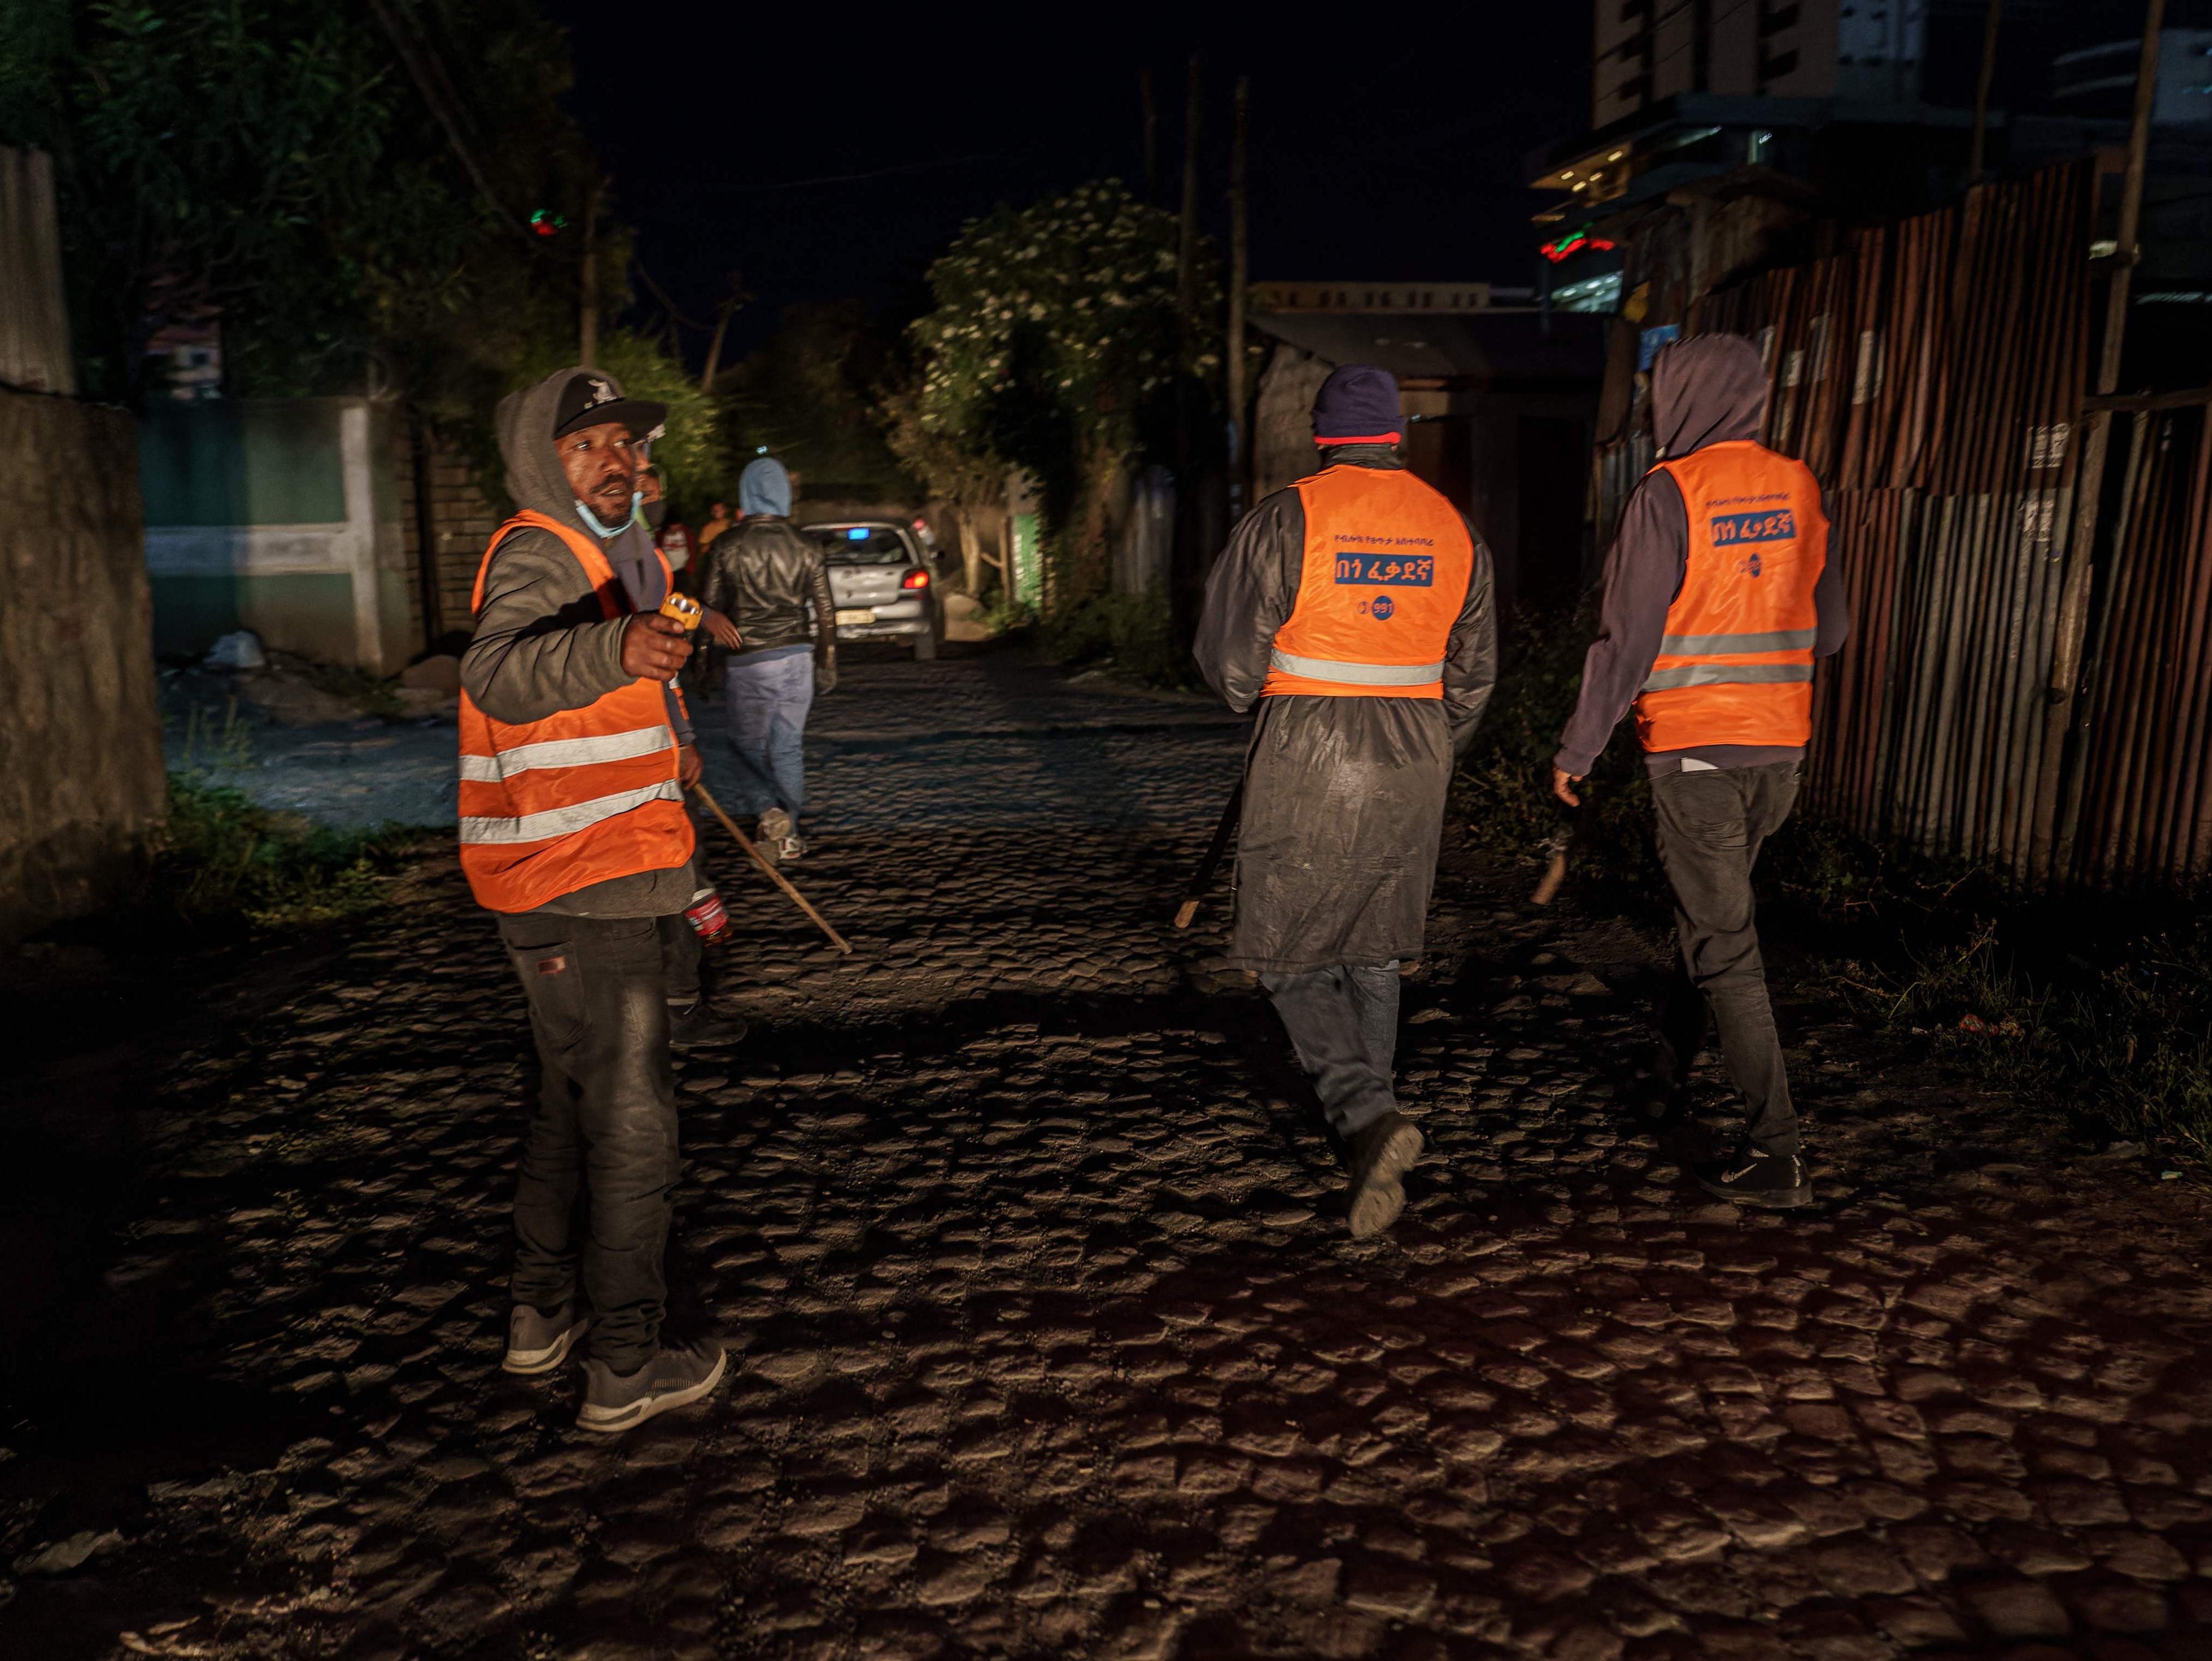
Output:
[0, 0, 610, 418]
[895, 181, 1217, 604]
[718, 301, 919, 506]
[508, 327, 718, 508]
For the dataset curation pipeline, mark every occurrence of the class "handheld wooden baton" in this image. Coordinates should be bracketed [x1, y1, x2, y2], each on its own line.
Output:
[690, 781, 853, 956]
[1174, 778, 1246, 929]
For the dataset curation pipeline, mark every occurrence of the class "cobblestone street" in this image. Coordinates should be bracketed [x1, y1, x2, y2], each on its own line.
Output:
[9, 652, 2212, 1661]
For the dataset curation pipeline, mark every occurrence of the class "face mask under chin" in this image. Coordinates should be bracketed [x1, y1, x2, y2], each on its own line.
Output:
[575, 488, 645, 539]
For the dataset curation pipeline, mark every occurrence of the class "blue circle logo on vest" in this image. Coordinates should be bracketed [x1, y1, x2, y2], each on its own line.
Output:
[1370, 594, 1395, 621]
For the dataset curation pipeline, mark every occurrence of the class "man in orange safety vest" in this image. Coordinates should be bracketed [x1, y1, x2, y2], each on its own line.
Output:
[1197, 364, 1496, 1239]
[457, 367, 733, 1433]
[1553, 334, 1850, 1209]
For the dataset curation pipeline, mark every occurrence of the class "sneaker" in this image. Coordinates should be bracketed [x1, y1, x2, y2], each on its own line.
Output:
[503, 1301, 590, 1375]
[1694, 1145, 1813, 1209]
[668, 999, 748, 1049]
[1345, 1111, 1425, 1239]
[756, 807, 791, 843]
[576, 1338, 728, 1434]
[775, 833, 806, 862]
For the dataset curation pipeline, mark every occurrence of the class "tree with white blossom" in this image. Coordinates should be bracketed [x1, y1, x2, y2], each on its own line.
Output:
[886, 180, 1218, 606]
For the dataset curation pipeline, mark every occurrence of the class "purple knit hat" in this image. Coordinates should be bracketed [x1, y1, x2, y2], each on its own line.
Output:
[1312, 363, 1403, 446]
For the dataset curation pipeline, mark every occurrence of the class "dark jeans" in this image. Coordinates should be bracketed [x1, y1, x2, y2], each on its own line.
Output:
[1260, 961, 1401, 1137]
[659, 912, 700, 1005]
[496, 912, 681, 1372]
[1650, 761, 1801, 1156]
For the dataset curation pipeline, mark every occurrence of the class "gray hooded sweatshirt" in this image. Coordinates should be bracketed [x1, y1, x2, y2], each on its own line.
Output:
[460, 366, 699, 918]
[1554, 333, 1850, 778]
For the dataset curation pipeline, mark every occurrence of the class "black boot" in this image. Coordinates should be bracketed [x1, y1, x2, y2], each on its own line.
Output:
[1344, 1111, 1424, 1239]
[669, 999, 748, 1050]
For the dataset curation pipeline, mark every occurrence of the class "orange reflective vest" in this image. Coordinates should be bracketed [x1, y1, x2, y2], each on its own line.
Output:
[457, 510, 695, 913]
[1634, 441, 1828, 752]
[1261, 464, 1476, 699]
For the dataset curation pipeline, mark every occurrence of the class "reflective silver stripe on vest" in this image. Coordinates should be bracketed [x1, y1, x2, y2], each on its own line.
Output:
[458, 724, 674, 783]
[1268, 648, 1443, 687]
[459, 780, 684, 845]
[1656, 628, 1816, 656]
[1641, 662, 1815, 692]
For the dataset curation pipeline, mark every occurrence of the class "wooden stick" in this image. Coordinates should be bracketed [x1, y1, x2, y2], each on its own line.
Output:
[689, 781, 853, 955]
[1174, 778, 1245, 929]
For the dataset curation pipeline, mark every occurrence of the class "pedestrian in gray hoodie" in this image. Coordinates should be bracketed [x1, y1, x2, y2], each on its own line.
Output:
[460, 366, 734, 1431]
[1552, 334, 1850, 1208]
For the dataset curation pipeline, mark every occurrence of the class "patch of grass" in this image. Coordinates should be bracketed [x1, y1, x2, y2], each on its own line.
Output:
[177, 697, 254, 769]
[1039, 590, 1200, 692]
[152, 774, 419, 933]
[982, 594, 1038, 638]
[1830, 896, 2212, 1162]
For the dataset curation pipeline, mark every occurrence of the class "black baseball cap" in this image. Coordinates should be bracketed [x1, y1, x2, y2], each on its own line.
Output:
[551, 371, 668, 443]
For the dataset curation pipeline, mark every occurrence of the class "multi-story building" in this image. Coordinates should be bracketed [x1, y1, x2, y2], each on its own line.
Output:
[1535, 1, 2212, 332]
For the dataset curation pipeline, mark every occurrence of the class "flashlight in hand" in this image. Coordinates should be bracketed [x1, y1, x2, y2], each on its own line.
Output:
[659, 592, 703, 631]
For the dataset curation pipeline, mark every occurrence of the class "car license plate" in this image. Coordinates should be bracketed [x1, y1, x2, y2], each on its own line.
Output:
[834, 608, 875, 625]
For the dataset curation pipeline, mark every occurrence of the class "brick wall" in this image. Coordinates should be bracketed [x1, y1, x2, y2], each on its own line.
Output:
[391, 421, 504, 650]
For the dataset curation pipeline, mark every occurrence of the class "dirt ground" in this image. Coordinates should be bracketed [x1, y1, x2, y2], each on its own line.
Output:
[7, 651, 2211, 1661]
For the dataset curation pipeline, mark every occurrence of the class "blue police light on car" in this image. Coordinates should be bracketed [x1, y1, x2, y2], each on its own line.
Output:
[847, 527, 869, 539]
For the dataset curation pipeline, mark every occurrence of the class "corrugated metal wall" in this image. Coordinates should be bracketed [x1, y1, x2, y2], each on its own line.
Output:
[0, 147, 75, 396]
[2059, 405, 2212, 885]
[1594, 162, 2212, 887]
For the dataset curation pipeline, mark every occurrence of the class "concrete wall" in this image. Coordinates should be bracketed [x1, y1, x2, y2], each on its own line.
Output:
[142, 398, 411, 672]
[0, 389, 165, 946]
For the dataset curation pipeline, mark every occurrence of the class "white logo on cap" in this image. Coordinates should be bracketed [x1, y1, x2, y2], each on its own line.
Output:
[585, 377, 613, 406]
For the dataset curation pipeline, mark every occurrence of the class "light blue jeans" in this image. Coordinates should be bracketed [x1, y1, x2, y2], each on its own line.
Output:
[723, 648, 814, 818]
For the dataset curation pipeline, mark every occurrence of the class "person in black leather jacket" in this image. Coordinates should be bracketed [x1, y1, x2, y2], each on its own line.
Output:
[699, 456, 836, 862]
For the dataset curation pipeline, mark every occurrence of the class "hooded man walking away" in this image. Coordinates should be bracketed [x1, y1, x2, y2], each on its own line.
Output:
[1196, 365, 1497, 1238]
[699, 456, 836, 864]
[1552, 333, 1850, 1209]
[458, 366, 733, 1432]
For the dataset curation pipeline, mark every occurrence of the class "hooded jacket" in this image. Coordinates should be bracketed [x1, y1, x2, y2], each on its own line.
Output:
[459, 366, 699, 917]
[1554, 334, 1850, 778]
[700, 458, 837, 674]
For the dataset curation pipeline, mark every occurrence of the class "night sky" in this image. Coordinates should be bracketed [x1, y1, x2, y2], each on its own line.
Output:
[539, 2, 1593, 366]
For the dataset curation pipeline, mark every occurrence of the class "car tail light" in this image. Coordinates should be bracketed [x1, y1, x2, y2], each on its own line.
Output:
[902, 569, 930, 590]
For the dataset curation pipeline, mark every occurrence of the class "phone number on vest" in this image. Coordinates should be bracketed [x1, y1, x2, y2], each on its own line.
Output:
[1334, 554, 1435, 586]
[1709, 509, 1797, 545]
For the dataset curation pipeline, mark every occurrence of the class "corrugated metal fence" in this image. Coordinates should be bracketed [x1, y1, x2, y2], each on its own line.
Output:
[1598, 162, 2212, 887]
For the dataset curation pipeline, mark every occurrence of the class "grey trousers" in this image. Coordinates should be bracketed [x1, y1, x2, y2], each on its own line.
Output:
[1650, 761, 1801, 1156]
[496, 912, 681, 1372]
[1261, 961, 1401, 1136]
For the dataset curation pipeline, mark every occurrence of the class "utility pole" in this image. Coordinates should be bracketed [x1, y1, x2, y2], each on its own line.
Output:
[1967, 0, 2004, 182]
[2031, 0, 2167, 884]
[579, 182, 600, 369]
[1141, 68, 1159, 205]
[1227, 75, 1251, 519]
[699, 270, 748, 393]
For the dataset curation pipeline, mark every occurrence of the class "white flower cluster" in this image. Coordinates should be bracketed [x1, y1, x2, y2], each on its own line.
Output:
[903, 179, 1221, 456]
